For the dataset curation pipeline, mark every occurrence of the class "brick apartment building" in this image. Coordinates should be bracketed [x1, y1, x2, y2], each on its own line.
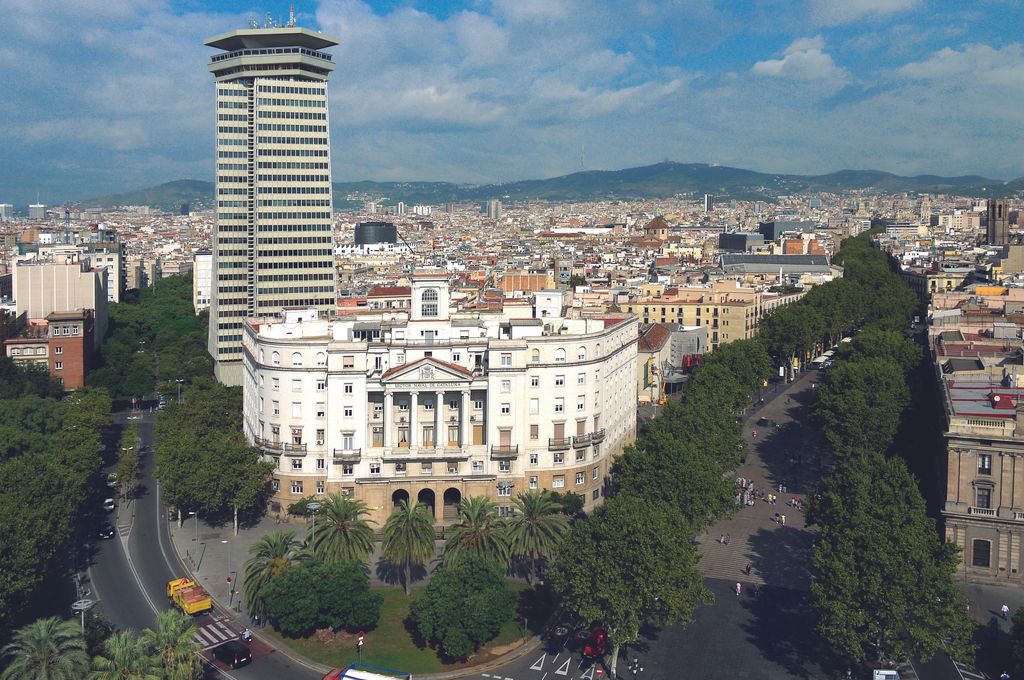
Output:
[3, 309, 95, 389]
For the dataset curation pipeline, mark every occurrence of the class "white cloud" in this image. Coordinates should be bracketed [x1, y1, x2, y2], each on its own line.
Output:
[751, 36, 847, 81]
[808, 0, 919, 26]
[898, 43, 1024, 89]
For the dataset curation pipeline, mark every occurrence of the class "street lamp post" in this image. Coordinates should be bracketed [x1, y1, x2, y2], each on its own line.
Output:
[120, 446, 134, 502]
[71, 599, 95, 633]
[222, 539, 233, 607]
[176, 378, 184, 405]
[307, 501, 321, 551]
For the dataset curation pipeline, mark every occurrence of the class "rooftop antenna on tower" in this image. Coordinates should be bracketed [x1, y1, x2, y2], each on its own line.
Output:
[247, 15, 259, 28]
[580, 142, 586, 171]
[287, 4, 296, 27]
[264, 12, 274, 28]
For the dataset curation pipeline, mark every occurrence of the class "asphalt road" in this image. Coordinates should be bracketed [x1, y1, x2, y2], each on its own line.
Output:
[87, 406, 324, 680]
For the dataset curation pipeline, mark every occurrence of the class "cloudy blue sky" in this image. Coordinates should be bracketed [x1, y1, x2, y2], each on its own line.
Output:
[1, 0, 1022, 205]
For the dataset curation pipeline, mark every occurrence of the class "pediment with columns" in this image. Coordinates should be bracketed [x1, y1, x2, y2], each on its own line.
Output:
[380, 357, 474, 386]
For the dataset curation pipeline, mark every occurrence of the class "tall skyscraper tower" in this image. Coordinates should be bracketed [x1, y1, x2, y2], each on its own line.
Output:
[987, 199, 1010, 246]
[204, 25, 339, 385]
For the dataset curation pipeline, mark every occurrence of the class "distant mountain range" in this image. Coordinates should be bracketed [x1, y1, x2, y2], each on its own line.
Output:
[79, 162, 1024, 211]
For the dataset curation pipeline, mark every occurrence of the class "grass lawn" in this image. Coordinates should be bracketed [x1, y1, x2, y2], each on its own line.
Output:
[264, 583, 556, 675]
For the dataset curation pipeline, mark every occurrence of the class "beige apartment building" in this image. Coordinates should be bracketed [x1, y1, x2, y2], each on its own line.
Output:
[940, 367, 1024, 583]
[242, 272, 638, 526]
[13, 254, 108, 349]
[622, 281, 804, 349]
[205, 25, 339, 385]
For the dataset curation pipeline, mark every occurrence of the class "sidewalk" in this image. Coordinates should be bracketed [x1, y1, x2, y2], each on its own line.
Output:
[697, 370, 827, 590]
[168, 513, 455, 615]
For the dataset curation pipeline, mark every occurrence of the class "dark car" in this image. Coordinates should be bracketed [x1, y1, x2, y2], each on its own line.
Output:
[212, 640, 251, 669]
[546, 619, 574, 652]
[756, 417, 777, 427]
[98, 522, 115, 539]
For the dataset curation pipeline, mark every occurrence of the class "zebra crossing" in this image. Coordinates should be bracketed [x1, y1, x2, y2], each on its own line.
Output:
[192, 618, 238, 650]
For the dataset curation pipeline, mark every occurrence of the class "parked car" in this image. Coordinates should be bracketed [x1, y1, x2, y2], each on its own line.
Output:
[581, 628, 609, 658]
[106, 473, 118, 488]
[212, 640, 251, 669]
[98, 522, 116, 539]
[102, 498, 115, 512]
[546, 618, 575, 651]
[756, 417, 777, 428]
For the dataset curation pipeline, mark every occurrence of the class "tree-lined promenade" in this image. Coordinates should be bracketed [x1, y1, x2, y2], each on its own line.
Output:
[2, 237, 981, 677]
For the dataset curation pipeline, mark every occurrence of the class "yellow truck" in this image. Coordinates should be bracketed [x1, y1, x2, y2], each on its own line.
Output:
[166, 578, 212, 615]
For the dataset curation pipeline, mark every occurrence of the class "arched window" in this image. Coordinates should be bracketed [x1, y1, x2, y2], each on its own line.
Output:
[316, 352, 326, 367]
[292, 352, 303, 367]
[259, 349, 265, 363]
[596, 343, 601, 356]
[531, 349, 540, 363]
[577, 346, 587, 361]
[421, 288, 439, 317]
[554, 348, 566, 363]
[271, 351, 280, 366]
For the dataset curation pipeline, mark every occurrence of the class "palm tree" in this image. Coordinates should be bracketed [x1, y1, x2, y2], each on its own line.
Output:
[139, 610, 202, 680]
[310, 493, 376, 563]
[90, 630, 161, 680]
[443, 495, 509, 568]
[382, 499, 437, 595]
[506, 491, 568, 582]
[0, 617, 89, 680]
[243, 530, 309, 619]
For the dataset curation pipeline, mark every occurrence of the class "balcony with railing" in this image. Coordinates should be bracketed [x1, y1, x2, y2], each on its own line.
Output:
[490, 445, 519, 460]
[968, 506, 996, 517]
[548, 437, 572, 451]
[332, 448, 362, 463]
[572, 434, 592, 448]
[256, 437, 283, 452]
[591, 428, 606, 443]
[281, 442, 306, 456]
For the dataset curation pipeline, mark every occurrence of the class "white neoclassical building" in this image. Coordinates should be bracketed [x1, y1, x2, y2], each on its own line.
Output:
[242, 271, 638, 525]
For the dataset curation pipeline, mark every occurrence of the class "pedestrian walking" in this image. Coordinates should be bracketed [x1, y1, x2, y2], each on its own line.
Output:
[1002, 603, 1011, 619]
[781, 514, 786, 526]
[735, 582, 742, 597]
[744, 563, 752, 576]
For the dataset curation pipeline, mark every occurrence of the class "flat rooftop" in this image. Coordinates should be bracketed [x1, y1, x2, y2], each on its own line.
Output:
[204, 27, 338, 52]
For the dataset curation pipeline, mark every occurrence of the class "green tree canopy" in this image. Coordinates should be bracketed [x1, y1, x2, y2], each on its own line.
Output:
[243, 531, 309, 619]
[410, 556, 516, 661]
[808, 451, 973, 666]
[381, 500, 437, 596]
[0, 617, 89, 680]
[89, 630, 161, 680]
[262, 561, 382, 637]
[442, 496, 510, 568]
[153, 378, 272, 525]
[549, 496, 711, 678]
[814, 357, 909, 457]
[505, 491, 568, 582]
[140, 610, 202, 680]
[309, 494, 377, 564]
[838, 325, 922, 374]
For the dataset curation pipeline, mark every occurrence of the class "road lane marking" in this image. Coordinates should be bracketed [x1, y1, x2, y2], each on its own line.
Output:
[555, 658, 570, 676]
[530, 654, 546, 670]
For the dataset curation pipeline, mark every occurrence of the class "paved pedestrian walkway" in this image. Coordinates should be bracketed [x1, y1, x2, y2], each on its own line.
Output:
[167, 512, 449, 619]
[697, 370, 829, 591]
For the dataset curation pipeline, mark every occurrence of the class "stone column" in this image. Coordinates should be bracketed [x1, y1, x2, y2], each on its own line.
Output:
[410, 391, 419, 448]
[383, 391, 393, 448]
[436, 390, 444, 448]
[461, 390, 471, 447]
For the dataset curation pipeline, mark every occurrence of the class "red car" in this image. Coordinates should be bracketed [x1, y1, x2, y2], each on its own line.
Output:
[581, 628, 608, 658]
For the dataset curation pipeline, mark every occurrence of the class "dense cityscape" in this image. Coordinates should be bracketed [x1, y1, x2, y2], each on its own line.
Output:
[2, 3, 1024, 680]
